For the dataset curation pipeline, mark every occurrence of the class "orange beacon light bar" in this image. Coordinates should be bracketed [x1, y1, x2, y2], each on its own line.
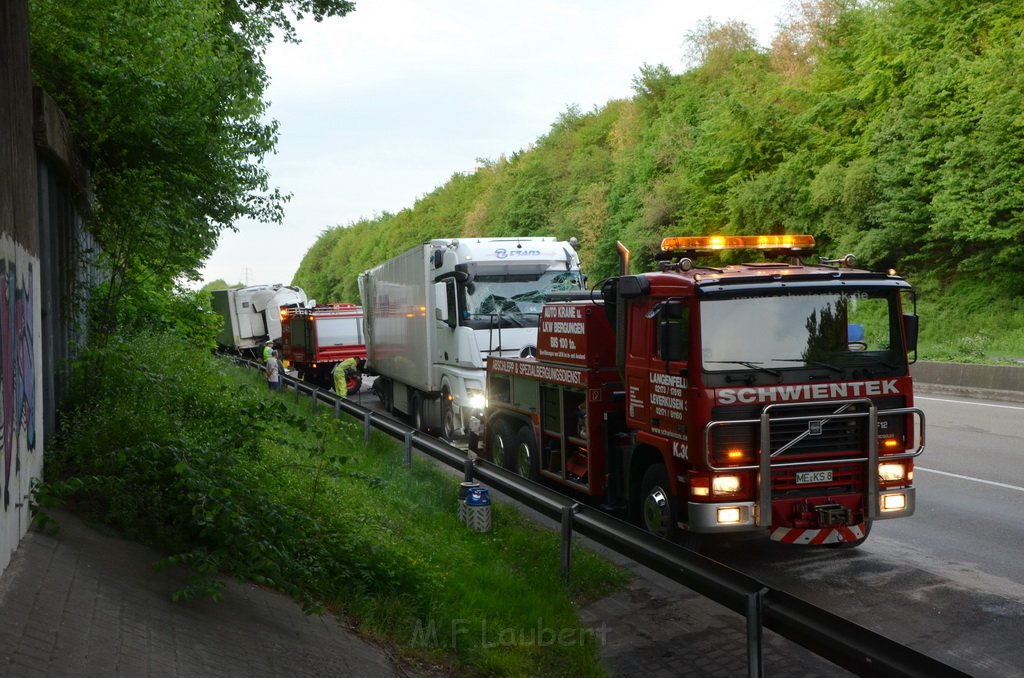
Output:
[661, 234, 816, 252]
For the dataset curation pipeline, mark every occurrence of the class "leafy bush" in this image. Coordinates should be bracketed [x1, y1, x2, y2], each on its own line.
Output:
[39, 330, 626, 675]
[42, 333, 428, 610]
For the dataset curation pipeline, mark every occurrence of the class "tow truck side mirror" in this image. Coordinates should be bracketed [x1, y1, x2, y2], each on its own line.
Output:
[903, 313, 919, 354]
[657, 300, 687, 362]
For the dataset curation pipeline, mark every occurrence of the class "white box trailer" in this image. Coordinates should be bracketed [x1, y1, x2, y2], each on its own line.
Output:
[212, 284, 310, 352]
[358, 237, 583, 440]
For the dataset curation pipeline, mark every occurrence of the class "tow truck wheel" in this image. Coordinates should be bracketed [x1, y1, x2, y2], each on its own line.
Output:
[346, 375, 362, 395]
[639, 464, 678, 541]
[825, 520, 872, 549]
[514, 425, 539, 480]
[441, 388, 456, 441]
[487, 420, 513, 466]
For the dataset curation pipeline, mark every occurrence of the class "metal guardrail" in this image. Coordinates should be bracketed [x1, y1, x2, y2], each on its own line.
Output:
[246, 358, 969, 678]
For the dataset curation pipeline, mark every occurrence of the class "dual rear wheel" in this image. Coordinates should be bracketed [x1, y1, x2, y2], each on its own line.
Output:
[486, 419, 538, 480]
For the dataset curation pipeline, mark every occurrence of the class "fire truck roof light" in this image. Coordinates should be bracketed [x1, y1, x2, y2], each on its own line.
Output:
[661, 234, 816, 252]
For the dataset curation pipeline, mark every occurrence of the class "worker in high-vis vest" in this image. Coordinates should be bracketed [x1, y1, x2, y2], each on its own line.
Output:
[332, 357, 359, 397]
[262, 340, 273, 363]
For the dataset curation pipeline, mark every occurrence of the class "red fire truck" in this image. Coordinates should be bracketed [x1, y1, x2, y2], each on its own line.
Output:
[279, 304, 366, 392]
[474, 235, 924, 548]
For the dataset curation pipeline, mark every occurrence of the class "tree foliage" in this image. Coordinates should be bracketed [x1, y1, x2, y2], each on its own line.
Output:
[295, 0, 1023, 338]
[28, 0, 354, 336]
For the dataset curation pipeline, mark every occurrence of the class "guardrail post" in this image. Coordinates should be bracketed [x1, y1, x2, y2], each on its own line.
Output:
[312, 386, 319, 414]
[335, 398, 341, 418]
[560, 504, 580, 585]
[364, 411, 372, 442]
[463, 456, 474, 483]
[404, 430, 414, 468]
[294, 381, 300, 404]
[746, 587, 767, 678]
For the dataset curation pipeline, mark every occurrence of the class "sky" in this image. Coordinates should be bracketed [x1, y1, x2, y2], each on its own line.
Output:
[198, 0, 792, 290]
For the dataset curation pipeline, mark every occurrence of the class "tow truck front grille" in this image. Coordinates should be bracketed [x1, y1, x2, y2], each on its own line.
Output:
[710, 396, 904, 460]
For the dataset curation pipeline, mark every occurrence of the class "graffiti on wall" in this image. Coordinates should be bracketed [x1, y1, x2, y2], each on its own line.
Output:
[1, 259, 36, 510]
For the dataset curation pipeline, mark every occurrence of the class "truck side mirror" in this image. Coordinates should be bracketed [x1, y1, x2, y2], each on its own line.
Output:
[657, 300, 687, 362]
[434, 281, 457, 327]
[432, 249, 444, 269]
[434, 282, 449, 325]
[659, 321, 684, 361]
[903, 313, 919, 354]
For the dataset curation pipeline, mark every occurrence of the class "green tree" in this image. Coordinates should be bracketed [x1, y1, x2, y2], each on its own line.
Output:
[292, 0, 1024, 340]
[28, 0, 354, 337]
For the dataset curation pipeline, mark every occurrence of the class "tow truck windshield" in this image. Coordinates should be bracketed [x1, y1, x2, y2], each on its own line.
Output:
[700, 289, 905, 378]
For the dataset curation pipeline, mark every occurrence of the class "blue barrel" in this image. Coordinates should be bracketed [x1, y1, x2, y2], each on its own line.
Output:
[458, 482, 480, 524]
[466, 488, 490, 506]
[466, 487, 492, 532]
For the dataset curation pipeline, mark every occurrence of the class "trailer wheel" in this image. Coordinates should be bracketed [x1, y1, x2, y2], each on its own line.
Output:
[411, 392, 426, 432]
[373, 378, 393, 412]
[513, 425, 539, 480]
[639, 464, 678, 541]
[486, 419, 513, 466]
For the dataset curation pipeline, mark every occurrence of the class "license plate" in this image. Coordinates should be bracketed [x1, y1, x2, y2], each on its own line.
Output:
[795, 470, 833, 484]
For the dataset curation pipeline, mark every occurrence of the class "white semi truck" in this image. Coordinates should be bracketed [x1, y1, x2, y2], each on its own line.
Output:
[211, 284, 311, 353]
[358, 237, 583, 440]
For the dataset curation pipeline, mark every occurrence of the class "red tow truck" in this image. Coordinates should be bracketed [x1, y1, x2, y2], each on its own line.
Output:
[279, 304, 366, 393]
[474, 235, 924, 547]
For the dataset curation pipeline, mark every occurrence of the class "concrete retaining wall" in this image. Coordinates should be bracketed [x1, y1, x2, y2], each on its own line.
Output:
[912, 361, 1024, 403]
[1, 0, 43, 575]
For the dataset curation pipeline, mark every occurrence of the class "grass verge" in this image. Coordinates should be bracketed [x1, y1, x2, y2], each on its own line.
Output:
[36, 331, 629, 677]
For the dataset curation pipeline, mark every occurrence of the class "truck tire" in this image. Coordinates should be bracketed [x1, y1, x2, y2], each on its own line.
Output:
[441, 387, 456, 441]
[411, 392, 426, 432]
[513, 425, 539, 480]
[373, 378, 393, 412]
[639, 464, 678, 541]
[486, 419, 513, 466]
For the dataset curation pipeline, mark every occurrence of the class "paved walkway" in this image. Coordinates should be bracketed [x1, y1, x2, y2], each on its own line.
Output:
[0, 509, 416, 678]
[0, 505, 844, 678]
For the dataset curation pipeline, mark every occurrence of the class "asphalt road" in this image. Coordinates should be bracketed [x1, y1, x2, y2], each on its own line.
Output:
[709, 391, 1024, 678]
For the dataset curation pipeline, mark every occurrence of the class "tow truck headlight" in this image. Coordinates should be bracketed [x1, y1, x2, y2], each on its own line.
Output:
[712, 475, 742, 496]
[717, 507, 742, 524]
[881, 494, 907, 512]
[878, 462, 906, 482]
[467, 391, 487, 410]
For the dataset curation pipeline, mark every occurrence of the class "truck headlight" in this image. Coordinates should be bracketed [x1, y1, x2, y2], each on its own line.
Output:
[878, 462, 905, 482]
[468, 391, 486, 410]
[881, 493, 907, 511]
[712, 475, 741, 496]
[717, 507, 742, 524]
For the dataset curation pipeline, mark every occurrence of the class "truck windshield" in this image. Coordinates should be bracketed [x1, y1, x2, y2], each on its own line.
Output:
[463, 270, 583, 326]
[700, 289, 905, 375]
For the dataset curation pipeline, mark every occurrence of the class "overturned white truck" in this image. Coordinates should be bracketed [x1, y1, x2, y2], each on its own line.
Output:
[358, 237, 583, 440]
[211, 284, 310, 353]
